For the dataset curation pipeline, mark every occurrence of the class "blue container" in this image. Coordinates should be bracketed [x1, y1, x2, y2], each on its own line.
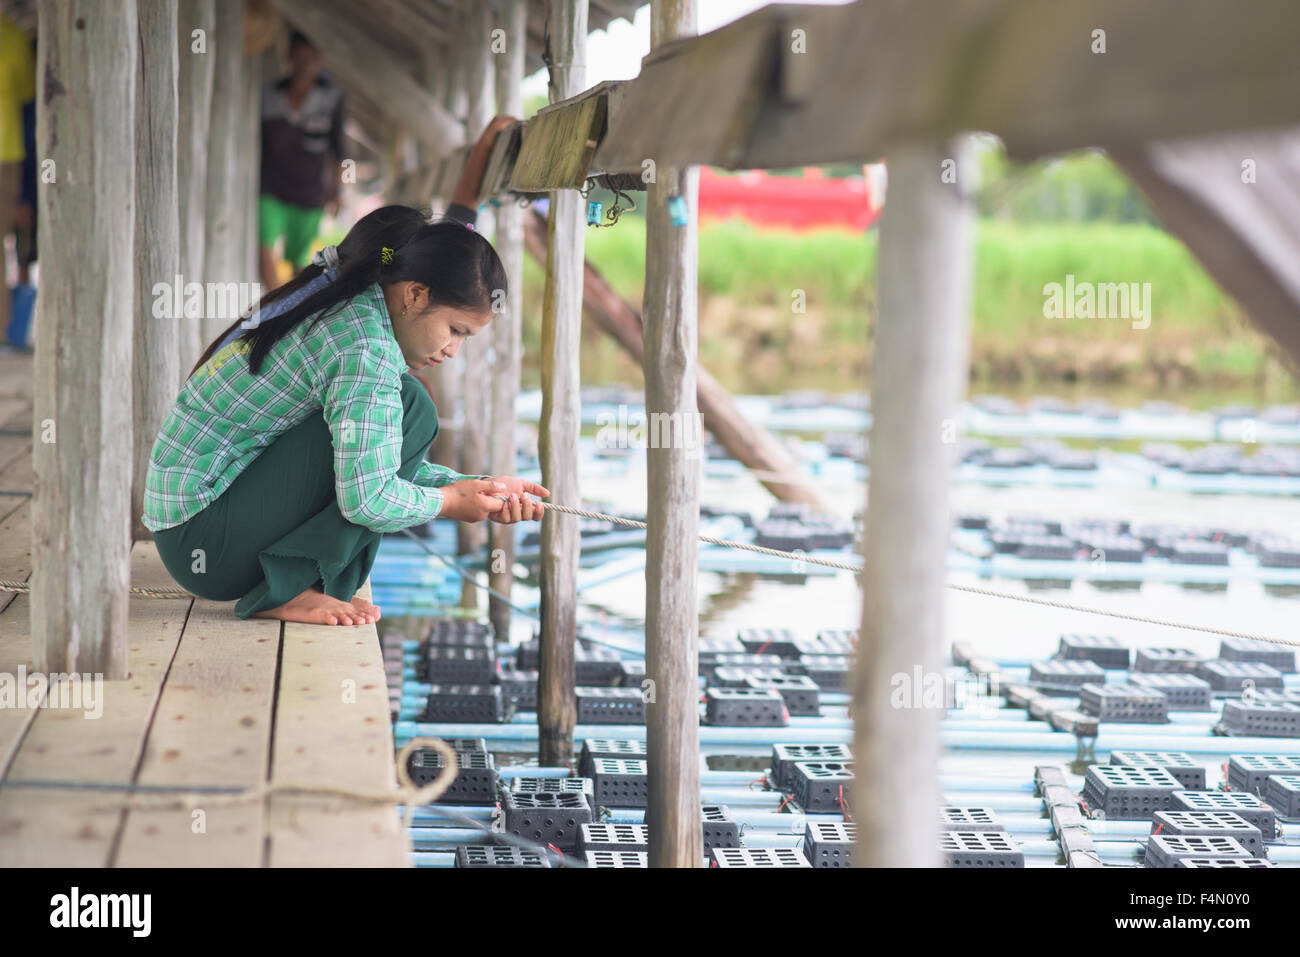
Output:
[7, 284, 35, 348]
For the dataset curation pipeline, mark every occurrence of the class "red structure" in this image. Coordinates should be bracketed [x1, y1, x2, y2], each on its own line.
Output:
[697, 165, 884, 231]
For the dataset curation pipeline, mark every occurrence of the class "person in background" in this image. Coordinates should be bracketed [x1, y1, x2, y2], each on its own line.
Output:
[0, 12, 35, 342]
[258, 30, 345, 292]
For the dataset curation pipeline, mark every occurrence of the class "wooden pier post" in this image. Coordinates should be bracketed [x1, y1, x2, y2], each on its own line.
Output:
[457, 2, 495, 606]
[643, 0, 703, 869]
[488, 0, 527, 641]
[201, 0, 245, 348]
[852, 139, 975, 866]
[176, 0, 215, 380]
[536, 0, 588, 766]
[131, 0, 181, 543]
[32, 0, 138, 676]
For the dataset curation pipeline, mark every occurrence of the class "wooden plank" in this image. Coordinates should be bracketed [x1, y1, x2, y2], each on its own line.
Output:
[509, 81, 620, 191]
[33, 0, 137, 677]
[114, 600, 279, 866]
[535, 0, 588, 768]
[0, 594, 38, 779]
[133, 0, 182, 542]
[852, 138, 975, 867]
[487, 0, 528, 641]
[642, 0, 703, 871]
[176, 0, 216, 378]
[266, 583, 409, 867]
[0, 499, 31, 616]
[0, 543, 188, 866]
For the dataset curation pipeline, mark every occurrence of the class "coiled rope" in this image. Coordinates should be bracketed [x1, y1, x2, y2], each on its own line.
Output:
[1, 501, 1293, 647]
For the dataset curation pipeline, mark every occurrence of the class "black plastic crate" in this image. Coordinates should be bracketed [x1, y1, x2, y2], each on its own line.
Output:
[1263, 774, 1300, 818]
[423, 684, 505, 723]
[940, 807, 1005, 832]
[705, 687, 787, 726]
[510, 776, 594, 800]
[1145, 835, 1253, 868]
[701, 804, 739, 850]
[427, 619, 494, 646]
[589, 757, 649, 808]
[455, 844, 551, 868]
[737, 627, 801, 659]
[500, 791, 592, 852]
[498, 669, 538, 711]
[1151, 810, 1264, 856]
[941, 831, 1024, 867]
[813, 629, 857, 652]
[575, 646, 624, 686]
[711, 847, 811, 868]
[793, 655, 852, 692]
[1173, 790, 1278, 840]
[1218, 637, 1297, 674]
[1079, 683, 1169, 723]
[578, 822, 648, 853]
[618, 659, 646, 687]
[1194, 660, 1285, 694]
[1226, 754, 1300, 794]
[708, 653, 785, 675]
[1029, 659, 1105, 695]
[790, 761, 854, 813]
[1176, 857, 1273, 868]
[804, 821, 855, 867]
[1220, 700, 1300, 738]
[584, 850, 648, 868]
[424, 646, 496, 684]
[1082, 765, 1182, 820]
[791, 635, 853, 658]
[1016, 535, 1078, 561]
[406, 748, 498, 805]
[1124, 673, 1211, 712]
[514, 638, 542, 671]
[575, 687, 646, 724]
[713, 665, 789, 688]
[697, 636, 749, 668]
[743, 674, 820, 716]
[771, 743, 853, 791]
[579, 738, 648, 778]
[1109, 751, 1206, 789]
[1133, 647, 1204, 674]
[1169, 541, 1230, 565]
[1057, 634, 1130, 670]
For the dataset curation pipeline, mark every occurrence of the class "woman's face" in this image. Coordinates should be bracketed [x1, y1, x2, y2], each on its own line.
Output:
[389, 282, 493, 372]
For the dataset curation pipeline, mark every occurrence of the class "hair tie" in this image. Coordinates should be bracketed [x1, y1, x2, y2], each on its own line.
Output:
[311, 244, 341, 274]
[380, 246, 394, 265]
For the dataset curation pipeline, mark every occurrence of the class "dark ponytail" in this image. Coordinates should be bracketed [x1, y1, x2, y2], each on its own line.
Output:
[188, 204, 507, 378]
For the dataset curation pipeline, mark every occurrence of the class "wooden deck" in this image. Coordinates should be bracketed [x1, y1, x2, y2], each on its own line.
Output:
[0, 350, 410, 867]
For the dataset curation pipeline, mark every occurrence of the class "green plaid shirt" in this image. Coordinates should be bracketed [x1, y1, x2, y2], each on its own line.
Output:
[143, 281, 476, 533]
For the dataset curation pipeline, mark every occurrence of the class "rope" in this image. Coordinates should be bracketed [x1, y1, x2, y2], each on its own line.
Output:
[2, 500, 1293, 646]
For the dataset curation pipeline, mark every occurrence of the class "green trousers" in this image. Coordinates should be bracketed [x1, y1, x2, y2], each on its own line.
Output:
[155, 373, 438, 619]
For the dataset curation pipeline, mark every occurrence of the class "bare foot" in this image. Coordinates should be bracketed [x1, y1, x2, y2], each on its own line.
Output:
[252, 585, 374, 626]
[349, 595, 382, 623]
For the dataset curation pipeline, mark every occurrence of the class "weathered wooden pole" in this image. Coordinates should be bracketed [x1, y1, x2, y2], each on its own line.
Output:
[852, 138, 975, 866]
[236, 39, 264, 287]
[201, 0, 245, 348]
[176, 0, 215, 380]
[536, 0, 588, 766]
[131, 0, 181, 543]
[643, 0, 702, 869]
[457, 2, 495, 606]
[33, 0, 138, 677]
[487, 0, 527, 641]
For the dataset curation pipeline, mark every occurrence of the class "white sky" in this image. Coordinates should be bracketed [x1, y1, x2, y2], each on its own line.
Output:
[522, 0, 852, 98]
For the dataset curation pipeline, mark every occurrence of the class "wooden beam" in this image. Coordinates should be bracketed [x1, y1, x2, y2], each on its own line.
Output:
[509, 81, 627, 191]
[201, 0, 245, 348]
[521, 210, 833, 513]
[176, 0, 215, 380]
[642, 0, 702, 870]
[488, 0, 528, 641]
[536, 0, 588, 768]
[852, 137, 975, 866]
[1111, 131, 1300, 369]
[132, 0, 181, 543]
[598, 0, 1300, 172]
[32, 0, 137, 677]
[274, 0, 462, 154]
[457, 1, 495, 605]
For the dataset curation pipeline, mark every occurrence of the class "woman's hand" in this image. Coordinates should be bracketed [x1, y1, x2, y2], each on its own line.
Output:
[487, 476, 548, 525]
[439, 479, 512, 523]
